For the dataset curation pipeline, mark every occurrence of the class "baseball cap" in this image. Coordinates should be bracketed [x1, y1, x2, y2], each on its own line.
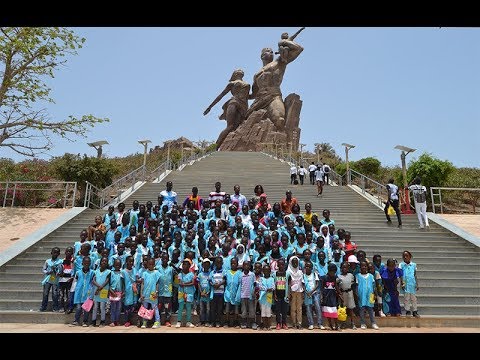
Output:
[202, 258, 211, 264]
[348, 255, 359, 263]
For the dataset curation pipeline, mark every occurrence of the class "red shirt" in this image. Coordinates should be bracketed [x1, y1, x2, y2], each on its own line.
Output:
[280, 197, 298, 215]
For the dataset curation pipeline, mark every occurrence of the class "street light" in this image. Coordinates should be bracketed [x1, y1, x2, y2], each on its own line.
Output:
[164, 140, 172, 169]
[299, 143, 306, 164]
[394, 145, 416, 214]
[138, 139, 151, 167]
[314, 143, 320, 164]
[87, 140, 109, 158]
[341, 143, 355, 184]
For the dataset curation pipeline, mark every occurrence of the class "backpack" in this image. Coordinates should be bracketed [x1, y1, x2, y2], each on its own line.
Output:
[323, 165, 330, 173]
[414, 187, 426, 203]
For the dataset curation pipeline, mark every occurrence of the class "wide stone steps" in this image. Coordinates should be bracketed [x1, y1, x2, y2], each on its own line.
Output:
[0, 151, 478, 322]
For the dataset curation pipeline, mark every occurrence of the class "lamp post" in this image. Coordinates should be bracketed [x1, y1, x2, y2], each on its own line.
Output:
[314, 143, 320, 164]
[341, 143, 355, 184]
[394, 145, 416, 214]
[87, 140, 109, 158]
[138, 140, 151, 167]
[164, 140, 172, 169]
[299, 143, 306, 164]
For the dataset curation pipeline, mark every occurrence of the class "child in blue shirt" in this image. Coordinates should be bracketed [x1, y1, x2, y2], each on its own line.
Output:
[197, 258, 212, 326]
[399, 250, 419, 317]
[70, 256, 94, 326]
[40, 247, 63, 312]
[91, 256, 111, 327]
[139, 258, 161, 329]
[303, 261, 322, 330]
[259, 263, 275, 330]
[356, 261, 379, 330]
[121, 256, 137, 327]
[209, 256, 226, 327]
[109, 258, 124, 326]
[176, 259, 196, 328]
[158, 252, 174, 327]
[224, 257, 242, 328]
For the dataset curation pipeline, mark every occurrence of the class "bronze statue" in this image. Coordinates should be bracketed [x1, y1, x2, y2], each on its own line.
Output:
[203, 69, 250, 149]
[246, 29, 304, 131]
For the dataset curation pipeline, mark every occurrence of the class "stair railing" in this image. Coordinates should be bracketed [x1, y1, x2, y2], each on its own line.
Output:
[84, 164, 146, 209]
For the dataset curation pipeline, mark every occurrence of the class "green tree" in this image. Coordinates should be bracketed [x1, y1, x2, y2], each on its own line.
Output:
[0, 27, 108, 157]
[52, 153, 118, 205]
[447, 167, 480, 213]
[407, 153, 454, 189]
[354, 157, 381, 177]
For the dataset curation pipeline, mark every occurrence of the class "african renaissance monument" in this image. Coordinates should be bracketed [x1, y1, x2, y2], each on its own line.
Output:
[204, 28, 305, 152]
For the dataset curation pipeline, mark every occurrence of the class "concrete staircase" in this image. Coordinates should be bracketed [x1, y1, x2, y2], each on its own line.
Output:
[0, 151, 479, 326]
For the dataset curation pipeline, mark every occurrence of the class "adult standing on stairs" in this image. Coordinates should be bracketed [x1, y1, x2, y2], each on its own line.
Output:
[308, 162, 317, 185]
[160, 181, 178, 211]
[384, 178, 402, 228]
[408, 177, 429, 230]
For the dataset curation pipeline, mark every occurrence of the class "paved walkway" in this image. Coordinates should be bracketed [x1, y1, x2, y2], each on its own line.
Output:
[438, 214, 480, 238]
[0, 323, 478, 333]
[0, 208, 68, 253]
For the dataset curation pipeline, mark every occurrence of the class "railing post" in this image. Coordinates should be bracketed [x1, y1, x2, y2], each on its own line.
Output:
[73, 182, 77, 208]
[361, 176, 365, 194]
[430, 187, 435, 214]
[11, 183, 17, 207]
[63, 183, 68, 208]
[439, 189, 443, 214]
[84, 182, 88, 208]
[3, 182, 8, 207]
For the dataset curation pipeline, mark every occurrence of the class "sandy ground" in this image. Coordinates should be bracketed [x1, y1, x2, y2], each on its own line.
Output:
[0, 323, 477, 333]
[438, 214, 480, 238]
[0, 208, 68, 253]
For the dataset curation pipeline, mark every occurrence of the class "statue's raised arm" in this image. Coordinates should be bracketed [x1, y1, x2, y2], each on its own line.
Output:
[202, 69, 250, 149]
[277, 27, 305, 64]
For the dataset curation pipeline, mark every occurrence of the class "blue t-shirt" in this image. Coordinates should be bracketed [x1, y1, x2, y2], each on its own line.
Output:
[178, 272, 195, 303]
[158, 265, 173, 297]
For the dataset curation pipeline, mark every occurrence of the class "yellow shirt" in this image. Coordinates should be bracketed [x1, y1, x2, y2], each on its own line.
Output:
[303, 212, 318, 224]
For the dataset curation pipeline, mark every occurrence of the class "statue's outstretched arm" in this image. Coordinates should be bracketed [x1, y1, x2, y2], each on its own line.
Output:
[279, 39, 304, 64]
[203, 83, 233, 115]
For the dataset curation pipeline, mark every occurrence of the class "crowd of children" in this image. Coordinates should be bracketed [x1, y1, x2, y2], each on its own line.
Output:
[41, 182, 419, 330]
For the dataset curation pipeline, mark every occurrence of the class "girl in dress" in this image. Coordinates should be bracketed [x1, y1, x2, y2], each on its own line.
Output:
[320, 263, 340, 330]
[380, 258, 403, 316]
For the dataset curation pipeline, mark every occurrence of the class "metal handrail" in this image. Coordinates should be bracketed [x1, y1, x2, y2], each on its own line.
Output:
[84, 164, 146, 209]
[348, 169, 389, 208]
[149, 160, 169, 182]
[430, 186, 480, 214]
[1, 181, 77, 208]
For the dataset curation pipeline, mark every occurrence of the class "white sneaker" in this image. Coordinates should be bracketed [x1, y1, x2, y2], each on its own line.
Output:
[186, 322, 195, 328]
[360, 324, 367, 330]
[320, 325, 326, 330]
[175, 322, 181, 328]
[380, 311, 386, 317]
[372, 323, 379, 330]
[193, 309, 198, 316]
[152, 321, 160, 329]
[308, 325, 314, 330]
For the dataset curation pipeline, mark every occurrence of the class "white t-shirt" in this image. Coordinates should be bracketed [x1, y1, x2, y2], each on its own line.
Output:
[315, 169, 324, 181]
[308, 164, 317, 172]
[304, 272, 319, 293]
[290, 166, 298, 175]
[409, 184, 427, 203]
[387, 183, 399, 200]
[298, 167, 308, 176]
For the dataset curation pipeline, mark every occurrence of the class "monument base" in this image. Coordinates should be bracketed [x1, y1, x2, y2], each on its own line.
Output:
[219, 93, 302, 152]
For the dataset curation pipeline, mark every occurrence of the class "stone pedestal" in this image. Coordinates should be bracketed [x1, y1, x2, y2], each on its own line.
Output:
[219, 93, 302, 152]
